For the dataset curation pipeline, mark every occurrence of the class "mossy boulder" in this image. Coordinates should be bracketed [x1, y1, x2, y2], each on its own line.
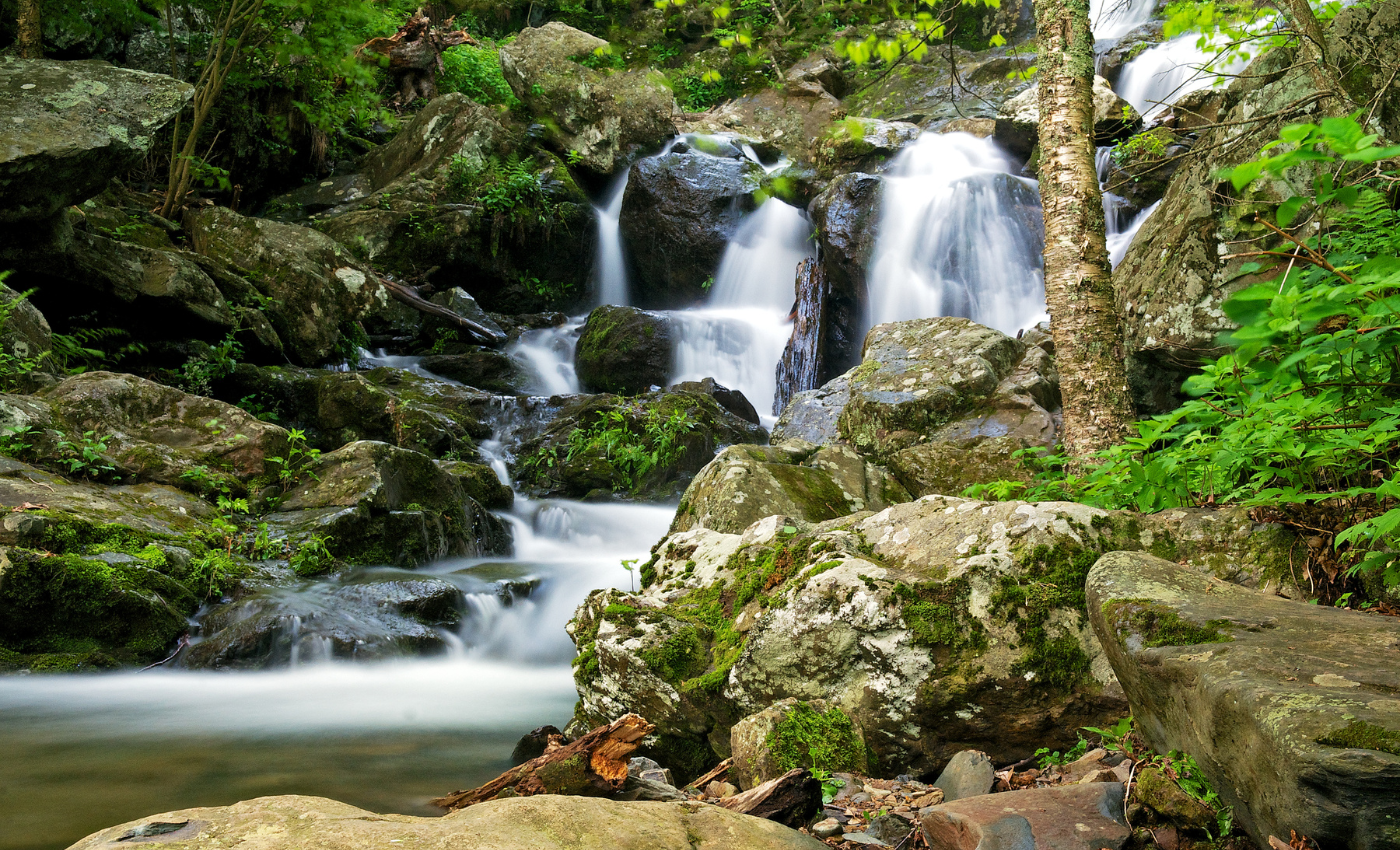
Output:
[575, 305, 675, 395]
[184, 206, 389, 365]
[670, 442, 909, 535]
[0, 281, 55, 385]
[499, 23, 677, 174]
[813, 117, 920, 175]
[438, 459, 513, 510]
[619, 146, 764, 309]
[843, 45, 1034, 126]
[1088, 551, 1400, 850]
[419, 351, 530, 394]
[263, 440, 510, 567]
[571, 495, 1299, 777]
[0, 57, 192, 223]
[730, 698, 868, 790]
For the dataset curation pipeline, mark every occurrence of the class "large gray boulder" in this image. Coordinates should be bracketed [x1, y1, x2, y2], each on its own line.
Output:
[620, 146, 763, 308]
[499, 23, 676, 174]
[65, 794, 828, 850]
[0, 58, 192, 222]
[570, 495, 1296, 777]
[1088, 551, 1400, 850]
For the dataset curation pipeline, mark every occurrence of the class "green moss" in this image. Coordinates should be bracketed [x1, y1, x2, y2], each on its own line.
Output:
[1317, 721, 1400, 755]
[892, 579, 986, 654]
[639, 625, 708, 684]
[850, 359, 881, 383]
[1103, 599, 1235, 648]
[768, 702, 868, 774]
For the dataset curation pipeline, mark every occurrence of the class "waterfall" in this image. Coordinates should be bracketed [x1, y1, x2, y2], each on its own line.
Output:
[508, 318, 584, 396]
[671, 198, 813, 425]
[866, 132, 1047, 337]
[1117, 34, 1247, 117]
[1108, 200, 1162, 266]
[1088, 0, 1157, 41]
[593, 170, 631, 307]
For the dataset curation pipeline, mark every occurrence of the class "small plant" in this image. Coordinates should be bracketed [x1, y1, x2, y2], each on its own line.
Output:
[1111, 129, 1169, 165]
[236, 393, 281, 423]
[1083, 716, 1138, 759]
[54, 430, 116, 480]
[621, 558, 638, 592]
[267, 429, 322, 493]
[1034, 736, 1089, 769]
[810, 768, 846, 804]
[428, 328, 459, 355]
[248, 523, 286, 561]
[180, 333, 242, 397]
[0, 281, 47, 391]
[210, 494, 251, 554]
[179, 465, 226, 497]
[290, 534, 335, 577]
[0, 425, 36, 459]
[1156, 750, 1235, 838]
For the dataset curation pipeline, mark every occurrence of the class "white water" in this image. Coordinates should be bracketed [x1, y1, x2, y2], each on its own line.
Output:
[1117, 33, 1249, 118]
[867, 132, 1047, 337]
[1108, 200, 1162, 267]
[593, 170, 631, 307]
[508, 318, 584, 396]
[1089, 0, 1157, 41]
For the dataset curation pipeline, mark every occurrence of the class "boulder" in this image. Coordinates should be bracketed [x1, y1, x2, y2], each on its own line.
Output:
[65, 794, 829, 850]
[359, 94, 524, 193]
[670, 443, 909, 535]
[1087, 551, 1400, 850]
[184, 206, 389, 366]
[771, 374, 851, 445]
[844, 46, 1035, 127]
[263, 440, 511, 567]
[213, 364, 493, 459]
[66, 231, 236, 337]
[685, 82, 844, 166]
[572, 496, 1299, 777]
[805, 174, 881, 380]
[994, 76, 1141, 158]
[813, 117, 921, 174]
[38, 371, 289, 494]
[0, 281, 55, 385]
[261, 173, 373, 222]
[670, 377, 760, 426]
[620, 147, 763, 308]
[931, 750, 995, 802]
[499, 23, 676, 174]
[0, 57, 192, 222]
[730, 698, 869, 791]
[575, 305, 675, 394]
[513, 388, 767, 500]
[419, 351, 530, 394]
[920, 782, 1129, 850]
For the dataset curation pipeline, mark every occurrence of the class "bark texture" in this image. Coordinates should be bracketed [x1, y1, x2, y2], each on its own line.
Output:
[358, 8, 476, 104]
[1033, 0, 1134, 464]
[715, 768, 822, 828]
[430, 714, 654, 810]
[17, 0, 41, 58]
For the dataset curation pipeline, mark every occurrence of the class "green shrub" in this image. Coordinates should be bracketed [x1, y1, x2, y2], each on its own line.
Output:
[767, 702, 867, 775]
[438, 42, 520, 107]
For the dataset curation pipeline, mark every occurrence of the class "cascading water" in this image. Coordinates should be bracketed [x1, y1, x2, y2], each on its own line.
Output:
[1116, 34, 1249, 118]
[593, 170, 631, 308]
[508, 318, 585, 396]
[866, 132, 1047, 336]
[671, 198, 814, 425]
[1088, 0, 1157, 41]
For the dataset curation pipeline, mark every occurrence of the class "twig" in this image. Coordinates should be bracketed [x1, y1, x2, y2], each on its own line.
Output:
[139, 635, 188, 672]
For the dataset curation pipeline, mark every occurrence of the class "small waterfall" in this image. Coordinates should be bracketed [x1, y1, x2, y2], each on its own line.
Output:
[1117, 34, 1248, 117]
[866, 132, 1047, 337]
[507, 318, 584, 396]
[671, 198, 813, 424]
[1108, 200, 1162, 266]
[593, 170, 631, 307]
[1089, 0, 1157, 41]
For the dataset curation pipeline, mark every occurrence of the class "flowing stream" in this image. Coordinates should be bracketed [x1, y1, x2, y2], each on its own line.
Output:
[3, 21, 1230, 849]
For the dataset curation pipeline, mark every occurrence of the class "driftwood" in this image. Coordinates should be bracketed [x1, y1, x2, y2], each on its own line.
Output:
[687, 758, 733, 791]
[358, 8, 476, 103]
[431, 714, 655, 811]
[379, 276, 507, 347]
[716, 768, 821, 828]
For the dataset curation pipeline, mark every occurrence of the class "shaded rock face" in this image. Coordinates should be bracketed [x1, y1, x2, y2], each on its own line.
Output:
[571, 491, 1296, 778]
[67, 794, 829, 850]
[0, 57, 192, 223]
[0, 282, 54, 384]
[264, 440, 511, 567]
[670, 443, 909, 535]
[995, 76, 1141, 159]
[185, 206, 388, 366]
[620, 148, 763, 309]
[1088, 551, 1400, 850]
[499, 23, 677, 174]
[183, 576, 465, 669]
[575, 305, 675, 394]
[806, 174, 882, 379]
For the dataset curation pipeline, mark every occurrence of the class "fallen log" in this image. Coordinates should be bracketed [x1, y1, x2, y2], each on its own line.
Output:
[715, 767, 821, 828]
[379, 276, 507, 347]
[431, 714, 655, 811]
[687, 757, 733, 791]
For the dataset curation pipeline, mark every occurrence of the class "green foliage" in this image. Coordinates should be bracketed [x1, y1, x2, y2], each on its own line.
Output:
[526, 406, 698, 493]
[1033, 736, 1088, 769]
[767, 702, 867, 775]
[1162, 0, 1338, 73]
[266, 428, 322, 493]
[236, 392, 281, 423]
[50, 326, 145, 374]
[53, 430, 116, 480]
[331, 321, 369, 367]
[445, 154, 569, 238]
[1111, 130, 1168, 166]
[290, 534, 336, 576]
[1083, 716, 1138, 759]
[437, 42, 520, 107]
[0, 280, 47, 391]
[1155, 750, 1235, 838]
[0, 425, 36, 460]
[180, 333, 243, 397]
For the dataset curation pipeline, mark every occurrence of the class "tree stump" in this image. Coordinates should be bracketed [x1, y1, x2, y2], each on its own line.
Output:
[357, 8, 477, 104]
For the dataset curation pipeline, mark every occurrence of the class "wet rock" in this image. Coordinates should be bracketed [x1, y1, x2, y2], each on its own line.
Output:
[1087, 550, 1400, 849]
[426, 288, 508, 343]
[1096, 21, 1166, 88]
[575, 305, 675, 394]
[263, 440, 510, 566]
[995, 76, 1141, 158]
[0, 57, 192, 223]
[932, 750, 995, 802]
[771, 374, 851, 446]
[920, 782, 1129, 850]
[438, 459, 513, 510]
[808, 174, 879, 377]
[619, 148, 763, 309]
[499, 23, 676, 174]
[670, 378, 760, 426]
[184, 206, 388, 366]
[512, 725, 565, 765]
[730, 698, 868, 791]
[670, 443, 909, 535]
[813, 117, 921, 174]
[0, 282, 54, 384]
[419, 351, 530, 394]
[67, 794, 830, 850]
[261, 174, 374, 222]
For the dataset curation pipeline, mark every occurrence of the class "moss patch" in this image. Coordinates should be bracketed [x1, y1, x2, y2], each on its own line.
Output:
[891, 579, 987, 655]
[1317, 720, 1400, 756]
[1104, 599, 1235, 648]
[768, 702, 868, 774]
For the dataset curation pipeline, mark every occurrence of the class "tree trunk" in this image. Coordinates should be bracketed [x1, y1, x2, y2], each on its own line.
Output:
[430, 714, 654, 810]
[16, 0, 41, 58]
[1033, 0, 1135, 467]
[1277, 0, 1334, 92]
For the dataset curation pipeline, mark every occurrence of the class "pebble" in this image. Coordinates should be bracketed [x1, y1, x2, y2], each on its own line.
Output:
[811, 818, 844, 839]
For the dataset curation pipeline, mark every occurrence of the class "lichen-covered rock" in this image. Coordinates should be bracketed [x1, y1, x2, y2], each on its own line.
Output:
[185, 206, 388, 365]
[571, 496, 1299, 777]
[263, 440, 510, 566]
[730, 698, 869, 790]
[214, 364, 493, 459]
[499, 23, 676, 174]
[994, 75, 1140, 157]
[1087, 551, 1400, 850]
[0, 282, 55, 384]
[513, 388, 767, 501]
[0, 57, 192, 222]
[670, 443, 909, 535]
[575, 305, 675, 394]
[38, 372, 289, 494]
[845, 46, 1034, 127]
[66, 794, 829, 850]
[619, 147, 763, 309]
[685, 82, 844, 165]
[771, 374, 851, 446]
[813, 117, 920, 174]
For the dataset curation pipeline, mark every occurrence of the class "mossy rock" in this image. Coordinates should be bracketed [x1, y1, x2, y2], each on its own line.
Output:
[574, 305, 675, 395]
[730, 698, 868, 790]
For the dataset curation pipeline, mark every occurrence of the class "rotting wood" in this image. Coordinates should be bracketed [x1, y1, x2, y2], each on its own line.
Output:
[715, 767, 821, 828]
[379, 276, 507, 347]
